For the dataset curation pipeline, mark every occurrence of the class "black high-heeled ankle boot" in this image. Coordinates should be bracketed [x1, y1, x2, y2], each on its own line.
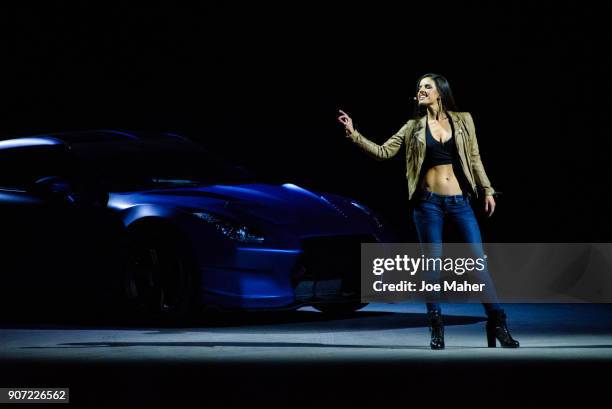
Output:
[428, 310, 445, 350]
[486, 309, 520, 348]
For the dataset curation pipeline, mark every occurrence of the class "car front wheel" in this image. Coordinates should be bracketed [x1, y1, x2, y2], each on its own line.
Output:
[123, 228, 199, 324]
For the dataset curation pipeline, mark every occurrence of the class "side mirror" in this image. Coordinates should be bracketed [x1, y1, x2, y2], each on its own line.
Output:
[31, 176, 78, 203]
[31, 176, 110, 208]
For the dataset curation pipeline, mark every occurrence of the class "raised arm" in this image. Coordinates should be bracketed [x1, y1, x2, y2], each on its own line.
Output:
[338, 109, 413, 161]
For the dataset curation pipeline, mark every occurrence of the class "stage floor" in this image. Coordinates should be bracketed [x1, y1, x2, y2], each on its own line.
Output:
[1, 303, 611, 407]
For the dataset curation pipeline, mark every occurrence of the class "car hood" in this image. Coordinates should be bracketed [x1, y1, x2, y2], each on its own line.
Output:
[108, 183, 366, 226]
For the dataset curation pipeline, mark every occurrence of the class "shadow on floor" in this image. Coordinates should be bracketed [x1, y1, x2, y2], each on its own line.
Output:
[0, 310, 487, 332]
[20, 341, 612, 350]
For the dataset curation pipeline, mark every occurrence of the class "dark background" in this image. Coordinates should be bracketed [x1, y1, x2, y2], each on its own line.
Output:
[0, 2, 608, 242]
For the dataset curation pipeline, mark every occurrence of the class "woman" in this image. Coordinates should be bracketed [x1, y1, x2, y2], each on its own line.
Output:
[337, 73, 519, 350]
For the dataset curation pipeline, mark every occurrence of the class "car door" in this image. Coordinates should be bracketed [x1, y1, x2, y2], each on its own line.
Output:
[0, 141, 125, 316]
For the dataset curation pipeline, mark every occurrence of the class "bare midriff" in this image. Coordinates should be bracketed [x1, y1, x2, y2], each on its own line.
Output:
[420, 164, 463, 195]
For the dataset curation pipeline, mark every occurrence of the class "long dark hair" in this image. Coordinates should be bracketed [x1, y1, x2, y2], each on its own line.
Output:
[412, 73, 458, 120]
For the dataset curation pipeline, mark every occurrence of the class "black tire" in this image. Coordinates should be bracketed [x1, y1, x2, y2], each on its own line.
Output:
[312, 302, 368, 316]
[123, 227, 199, 325]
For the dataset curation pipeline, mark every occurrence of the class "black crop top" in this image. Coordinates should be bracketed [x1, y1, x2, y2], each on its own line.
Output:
[417, 118, 473, 195]
[424, 119, 457, 167]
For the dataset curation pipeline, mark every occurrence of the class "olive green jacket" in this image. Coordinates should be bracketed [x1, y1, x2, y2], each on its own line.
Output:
[346, 111, 495, 200]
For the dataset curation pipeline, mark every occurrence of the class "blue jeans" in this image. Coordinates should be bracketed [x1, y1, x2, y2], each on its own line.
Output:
[411, 190, 502, 317]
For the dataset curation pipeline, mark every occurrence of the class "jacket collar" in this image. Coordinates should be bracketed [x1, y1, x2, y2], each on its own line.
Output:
[414, 110, 462, 144]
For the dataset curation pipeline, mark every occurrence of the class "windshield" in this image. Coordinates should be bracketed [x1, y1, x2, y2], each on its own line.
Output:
[69, 140, 258, 192]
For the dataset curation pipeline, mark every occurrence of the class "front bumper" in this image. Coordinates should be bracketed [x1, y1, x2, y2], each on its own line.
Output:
[197, 234, 377, 310]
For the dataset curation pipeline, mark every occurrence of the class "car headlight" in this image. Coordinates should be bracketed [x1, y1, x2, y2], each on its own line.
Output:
[193, 211, 265, 243]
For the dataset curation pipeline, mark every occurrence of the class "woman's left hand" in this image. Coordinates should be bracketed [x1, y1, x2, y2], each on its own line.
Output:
[484, 195, 496, 217]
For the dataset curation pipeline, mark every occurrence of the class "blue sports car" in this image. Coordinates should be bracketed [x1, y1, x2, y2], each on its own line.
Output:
[0, 130, 393, 323]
